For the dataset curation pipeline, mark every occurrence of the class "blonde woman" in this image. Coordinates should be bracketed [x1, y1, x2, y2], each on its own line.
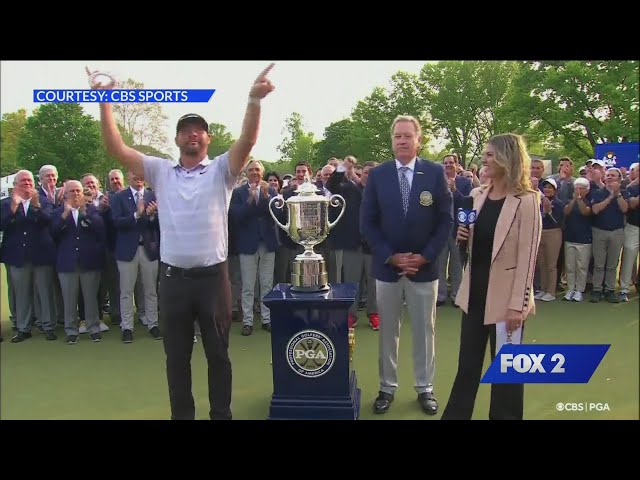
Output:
[442, 133, 542, 420]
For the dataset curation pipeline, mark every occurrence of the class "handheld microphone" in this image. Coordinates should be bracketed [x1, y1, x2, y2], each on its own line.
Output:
[457, 196, 476, 265]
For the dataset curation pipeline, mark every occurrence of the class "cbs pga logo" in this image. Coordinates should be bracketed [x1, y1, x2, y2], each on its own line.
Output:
[556, 402, 610, 412]
[457, 209, 476, 224]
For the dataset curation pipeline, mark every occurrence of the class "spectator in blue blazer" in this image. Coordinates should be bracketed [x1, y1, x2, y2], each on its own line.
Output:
[0, 170, 57, 342]
[230, 160, 279, 336]
[109, 171, 161, 343]
[51, 181, 106, 344]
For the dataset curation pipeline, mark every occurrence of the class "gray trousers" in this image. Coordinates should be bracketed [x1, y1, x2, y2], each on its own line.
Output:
[240, 244, 275, 326]
[117, 246, 159, 331]
[228, 254, 241, 311]
[6, 265, 16, 327]
[9, 264, 56, 333]
[59, 269, 102, 336]
[362, 253, 377, 314]
[103, 250, 121, 321]
[592, 227, 624, 293]
[336, 248, 364, 315]
[376, 277, 437, 395]
[437, 235, 462, 303]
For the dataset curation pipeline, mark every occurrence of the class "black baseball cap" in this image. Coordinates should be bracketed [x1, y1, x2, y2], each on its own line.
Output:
[176, 113, 209, 134]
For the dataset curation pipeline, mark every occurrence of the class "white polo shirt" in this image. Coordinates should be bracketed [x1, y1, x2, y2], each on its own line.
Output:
[142, 151, 237, 268]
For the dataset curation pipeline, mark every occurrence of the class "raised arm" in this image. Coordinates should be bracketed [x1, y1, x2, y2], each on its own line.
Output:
[86, 67, 144, 178]
[228, 63, 276, 177]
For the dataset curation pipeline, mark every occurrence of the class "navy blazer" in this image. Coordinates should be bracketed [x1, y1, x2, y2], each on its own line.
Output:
[37, 185, 65, 208]
[109, 188, 160, 262]
[230, 184, 279, 254]
[51, 204, 106, 272]
[0, 196, 56, 267]
[360, 158, 453, 283]
[326, 171, 363, 250]
[450, 175, 473, 237]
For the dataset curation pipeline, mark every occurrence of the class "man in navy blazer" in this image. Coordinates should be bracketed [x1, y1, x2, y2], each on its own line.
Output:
[109, 171, 161, 343]
[229, 160, 279, 336]
[1, 170, 58, 342]
[361, 115, 453, 415]
[438, 154, 473, 306]
[51, 181, 106, 343]
[36, 164, 65, 328]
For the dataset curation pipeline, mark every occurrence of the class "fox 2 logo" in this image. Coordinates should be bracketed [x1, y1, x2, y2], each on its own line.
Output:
[481, 345, 609, 384]
[500, 353, 565, 373]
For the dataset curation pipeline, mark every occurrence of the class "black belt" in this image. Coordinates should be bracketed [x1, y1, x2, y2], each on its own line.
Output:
[161, 262, 221, 278]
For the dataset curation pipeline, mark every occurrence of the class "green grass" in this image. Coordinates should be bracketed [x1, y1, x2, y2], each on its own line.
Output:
[1, 264, 638, 420]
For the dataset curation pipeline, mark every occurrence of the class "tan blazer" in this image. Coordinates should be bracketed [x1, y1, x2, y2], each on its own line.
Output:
[455, 185, 542, 325]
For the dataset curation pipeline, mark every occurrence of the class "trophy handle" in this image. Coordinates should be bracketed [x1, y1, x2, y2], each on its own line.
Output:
[327, 194, 346, 230]
[269, 196, 289, 232]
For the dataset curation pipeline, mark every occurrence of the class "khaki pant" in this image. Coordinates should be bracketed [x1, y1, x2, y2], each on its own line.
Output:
[538, 228, 563, 295]
[564, 242, 592, 293]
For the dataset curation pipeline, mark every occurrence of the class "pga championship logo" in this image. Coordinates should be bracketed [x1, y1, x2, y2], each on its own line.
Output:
[286, 330, 335, 378]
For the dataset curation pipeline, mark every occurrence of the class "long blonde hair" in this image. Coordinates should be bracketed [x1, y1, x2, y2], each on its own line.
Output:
[486, 133, 537, 196]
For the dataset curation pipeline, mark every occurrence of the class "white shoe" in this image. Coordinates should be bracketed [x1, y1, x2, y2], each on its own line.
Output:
[534, 291, 545, 300]
[99, 321, 110, 332]
[573, 291, 584, 302]
[541, 293, 556, 302]
[563, 290, 575, 301]
[193, 335, 198, 343]
[78, 321, 87, 334]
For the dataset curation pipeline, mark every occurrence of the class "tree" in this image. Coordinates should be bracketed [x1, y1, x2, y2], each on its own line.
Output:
[503, 61, 639, 160]
[419, 61, 516, 166]
[16, 103, 109, 182]
[207, 122, 235, 158]
[112, 78, 170, 154]
[315, 118, 355, 162]
[1, 109, 27, 177]
[350, 72, 429, 162]
[277, 112, 318, 168]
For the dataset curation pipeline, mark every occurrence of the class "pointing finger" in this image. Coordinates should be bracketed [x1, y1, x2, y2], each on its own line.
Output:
[256, 63, 275, 81]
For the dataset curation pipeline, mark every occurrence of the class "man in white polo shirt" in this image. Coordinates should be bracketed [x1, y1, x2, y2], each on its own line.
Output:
[90, 63, 276, 420]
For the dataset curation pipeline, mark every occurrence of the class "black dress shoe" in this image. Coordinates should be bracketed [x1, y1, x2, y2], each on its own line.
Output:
[418, 392, 438, 415]
[373, 392, 394, 414]
[261, 323, 272, 333]
[11, 331, 32, 343]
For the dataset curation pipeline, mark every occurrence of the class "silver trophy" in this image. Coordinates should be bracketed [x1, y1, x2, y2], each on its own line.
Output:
[270, 180, 346, 292]
[85, 66, 116, 89]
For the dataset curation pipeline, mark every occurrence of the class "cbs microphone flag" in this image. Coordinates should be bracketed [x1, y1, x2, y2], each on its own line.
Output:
[480, 344, 610, 384]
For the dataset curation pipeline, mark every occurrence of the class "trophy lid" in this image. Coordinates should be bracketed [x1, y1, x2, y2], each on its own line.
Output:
[288, 179, 328, 203]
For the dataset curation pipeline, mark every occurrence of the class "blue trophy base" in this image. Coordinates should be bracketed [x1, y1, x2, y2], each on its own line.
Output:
[263, 283, 360, 420]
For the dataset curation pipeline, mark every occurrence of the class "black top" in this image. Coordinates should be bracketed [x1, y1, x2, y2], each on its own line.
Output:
[469, 197, 506, 319]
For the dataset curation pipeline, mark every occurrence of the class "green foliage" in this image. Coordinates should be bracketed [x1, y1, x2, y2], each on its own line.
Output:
[15, 103, 110, 182]
[277, 112, 318, 168]
[420, 61, 516, 166]
[262, 159, 295, 177]
[207, 122, 235, 159]
[1, 109, 28, 177]
[504, 61, 639, 161]
[315, 118, 355, 163]
[350, 72, 428, 163]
